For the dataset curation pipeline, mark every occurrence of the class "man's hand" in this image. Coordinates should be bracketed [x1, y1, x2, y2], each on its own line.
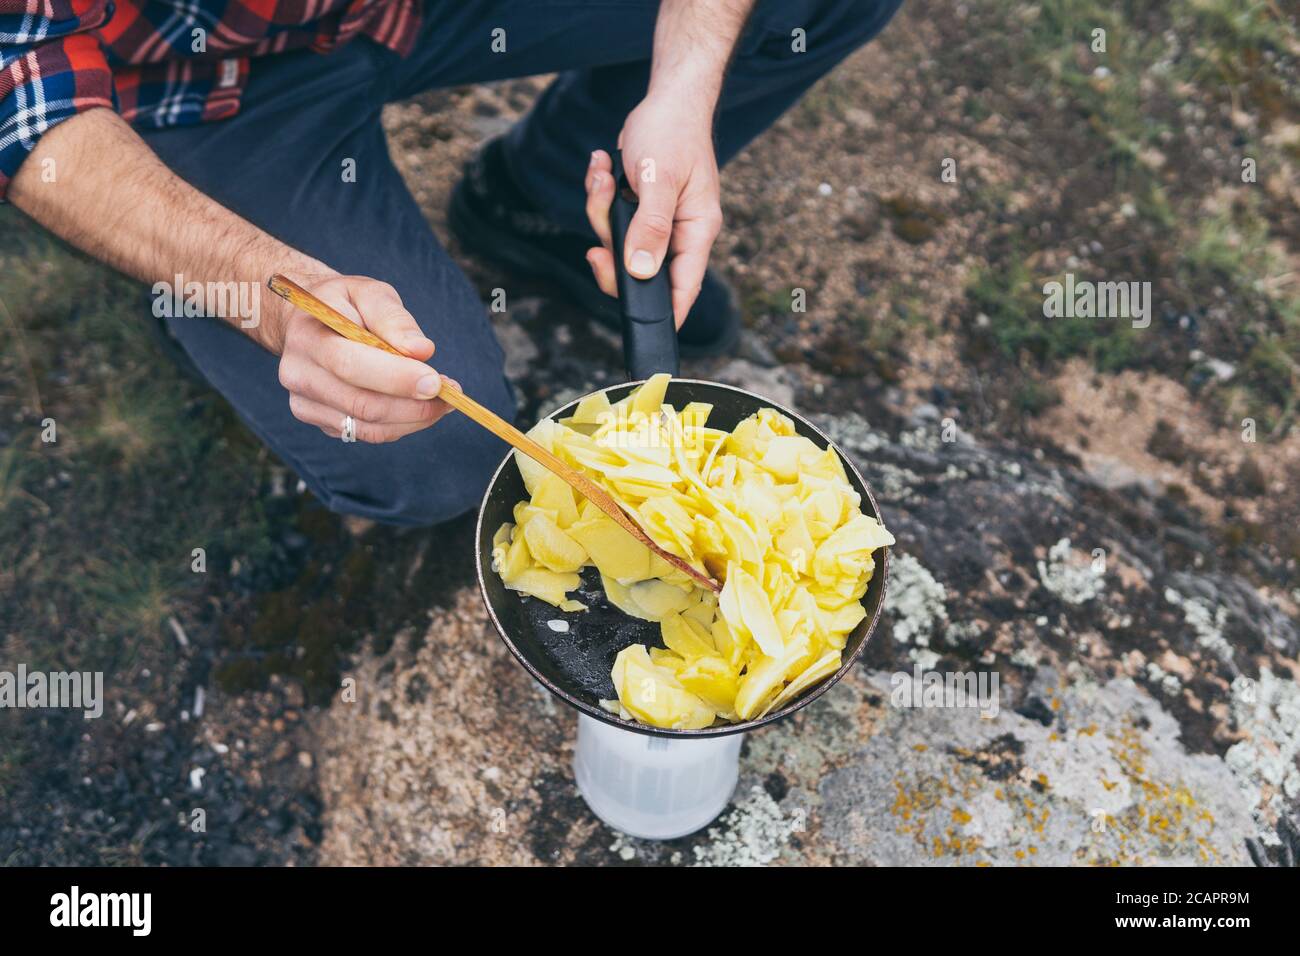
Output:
[272, 272, 454, 443]
[583, 111, 721, 328]
[583, 0, 753, 327]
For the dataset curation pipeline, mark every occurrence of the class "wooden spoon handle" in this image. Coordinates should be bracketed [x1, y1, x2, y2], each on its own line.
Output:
[266, 274, 720, 593]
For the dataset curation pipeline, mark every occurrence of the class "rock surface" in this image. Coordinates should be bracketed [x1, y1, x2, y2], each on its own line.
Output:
[311, 412, 1293, 865]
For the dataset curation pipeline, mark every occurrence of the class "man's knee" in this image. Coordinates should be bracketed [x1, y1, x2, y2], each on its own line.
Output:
[750, 0, 903, 49]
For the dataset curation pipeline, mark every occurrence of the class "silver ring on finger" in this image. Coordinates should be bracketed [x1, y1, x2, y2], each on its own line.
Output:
[341, 415, 356, 443]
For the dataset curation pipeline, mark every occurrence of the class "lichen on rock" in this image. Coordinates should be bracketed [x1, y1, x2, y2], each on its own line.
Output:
[1037, 538, 1106, 605]
[886, 553, 948, 648]
[1225, 670, 1300, 845]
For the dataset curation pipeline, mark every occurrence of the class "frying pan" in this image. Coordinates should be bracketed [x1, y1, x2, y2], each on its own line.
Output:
[474, 157, 890, 739]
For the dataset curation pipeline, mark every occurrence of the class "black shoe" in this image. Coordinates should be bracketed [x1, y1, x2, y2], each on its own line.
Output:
[449, 138, 741, 359]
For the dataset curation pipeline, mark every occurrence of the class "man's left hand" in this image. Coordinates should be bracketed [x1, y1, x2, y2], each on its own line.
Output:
[583, 95, 722, 328]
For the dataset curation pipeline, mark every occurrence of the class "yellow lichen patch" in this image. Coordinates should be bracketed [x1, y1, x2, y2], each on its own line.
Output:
[492, 374, 893, 730]
[1078, 720, 1224, 865]
[890, 769, 987, 861]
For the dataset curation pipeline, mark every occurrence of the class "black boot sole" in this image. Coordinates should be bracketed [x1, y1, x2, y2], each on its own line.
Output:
[448, 177, 741, 360]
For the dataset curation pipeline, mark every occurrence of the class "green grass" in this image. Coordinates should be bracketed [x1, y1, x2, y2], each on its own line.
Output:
[1179, 199, 1297, 321]
[966, 258, 1144, 371]
[1032, 0, 1171, 165]
[0, 207, 273, 678]
[1185, 0, 1299, 63]
[957, 0, 1299, 429]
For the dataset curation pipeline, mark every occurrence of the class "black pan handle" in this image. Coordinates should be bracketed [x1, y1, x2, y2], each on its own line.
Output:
[609, 150, 679, 379]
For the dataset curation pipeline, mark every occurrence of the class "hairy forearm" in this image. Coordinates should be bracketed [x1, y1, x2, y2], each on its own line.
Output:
[649, 0, 755, 108]
[8, 107, 326, 353]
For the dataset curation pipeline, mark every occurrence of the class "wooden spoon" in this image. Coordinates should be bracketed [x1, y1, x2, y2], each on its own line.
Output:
[267, 274, 721, 593]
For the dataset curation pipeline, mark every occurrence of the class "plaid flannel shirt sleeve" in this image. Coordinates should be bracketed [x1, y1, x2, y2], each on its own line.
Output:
[0, 0, 116, 200]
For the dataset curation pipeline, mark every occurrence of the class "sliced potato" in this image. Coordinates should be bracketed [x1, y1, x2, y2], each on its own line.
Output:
[567, 513, 653, 583]
[531, 471, 580, 528]
[570, 389, 613, 425]
[613, 644, 715, 730]
[660, 612, 717, 661]
[522, 512, 588, 573]
[491, 375, 892, 730]
[504, 567, 581, 607]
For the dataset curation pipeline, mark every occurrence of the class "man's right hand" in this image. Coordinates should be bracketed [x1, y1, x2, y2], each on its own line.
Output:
[272, 273, 454, 443]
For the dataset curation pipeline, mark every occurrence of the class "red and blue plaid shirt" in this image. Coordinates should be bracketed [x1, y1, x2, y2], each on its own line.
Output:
[0, 0, 420, 198]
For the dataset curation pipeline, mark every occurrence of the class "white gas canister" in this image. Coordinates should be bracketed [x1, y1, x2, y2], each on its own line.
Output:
[573, 712, 743, 840]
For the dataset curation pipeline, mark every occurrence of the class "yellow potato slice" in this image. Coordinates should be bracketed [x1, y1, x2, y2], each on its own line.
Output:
[761, 434, 819, 483]
[823, 600, 868, 635]
[707, 617, 742, 669]
[760, 649, 842, 718]
[530, 471, 580, 528]
[713, 506, 763, 572]
[677, 656, 739, 716]
[522, 512, 588, 573]
[566, 513, 653, 583]
[720, 564, 784, 658]
[498, 531, 531, 581]
[601, 573, 653, 621]
[613, 645, 715, 730]
[660, 612, 717, 661]
[733, 654, 791, 720]
[775, 501, 815, 576]
[490, 523, 516, 576]
[629, 372, 671, 418]
[692, 515, 728, 560]
[679, 402, 713, 429]
[514, 418, 561, 497]
[625, 578, 696, 621]
[727, 417, 759, 460]
[649, 647, 689, 672]
[569, 389, 613, 425]
[603, 462, 680, 485]
[504, 567, 582, 607]
[682, 590, 717, 628]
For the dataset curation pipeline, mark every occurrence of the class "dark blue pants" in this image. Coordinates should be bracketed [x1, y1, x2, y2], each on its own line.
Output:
[143, 0, 902, 526]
